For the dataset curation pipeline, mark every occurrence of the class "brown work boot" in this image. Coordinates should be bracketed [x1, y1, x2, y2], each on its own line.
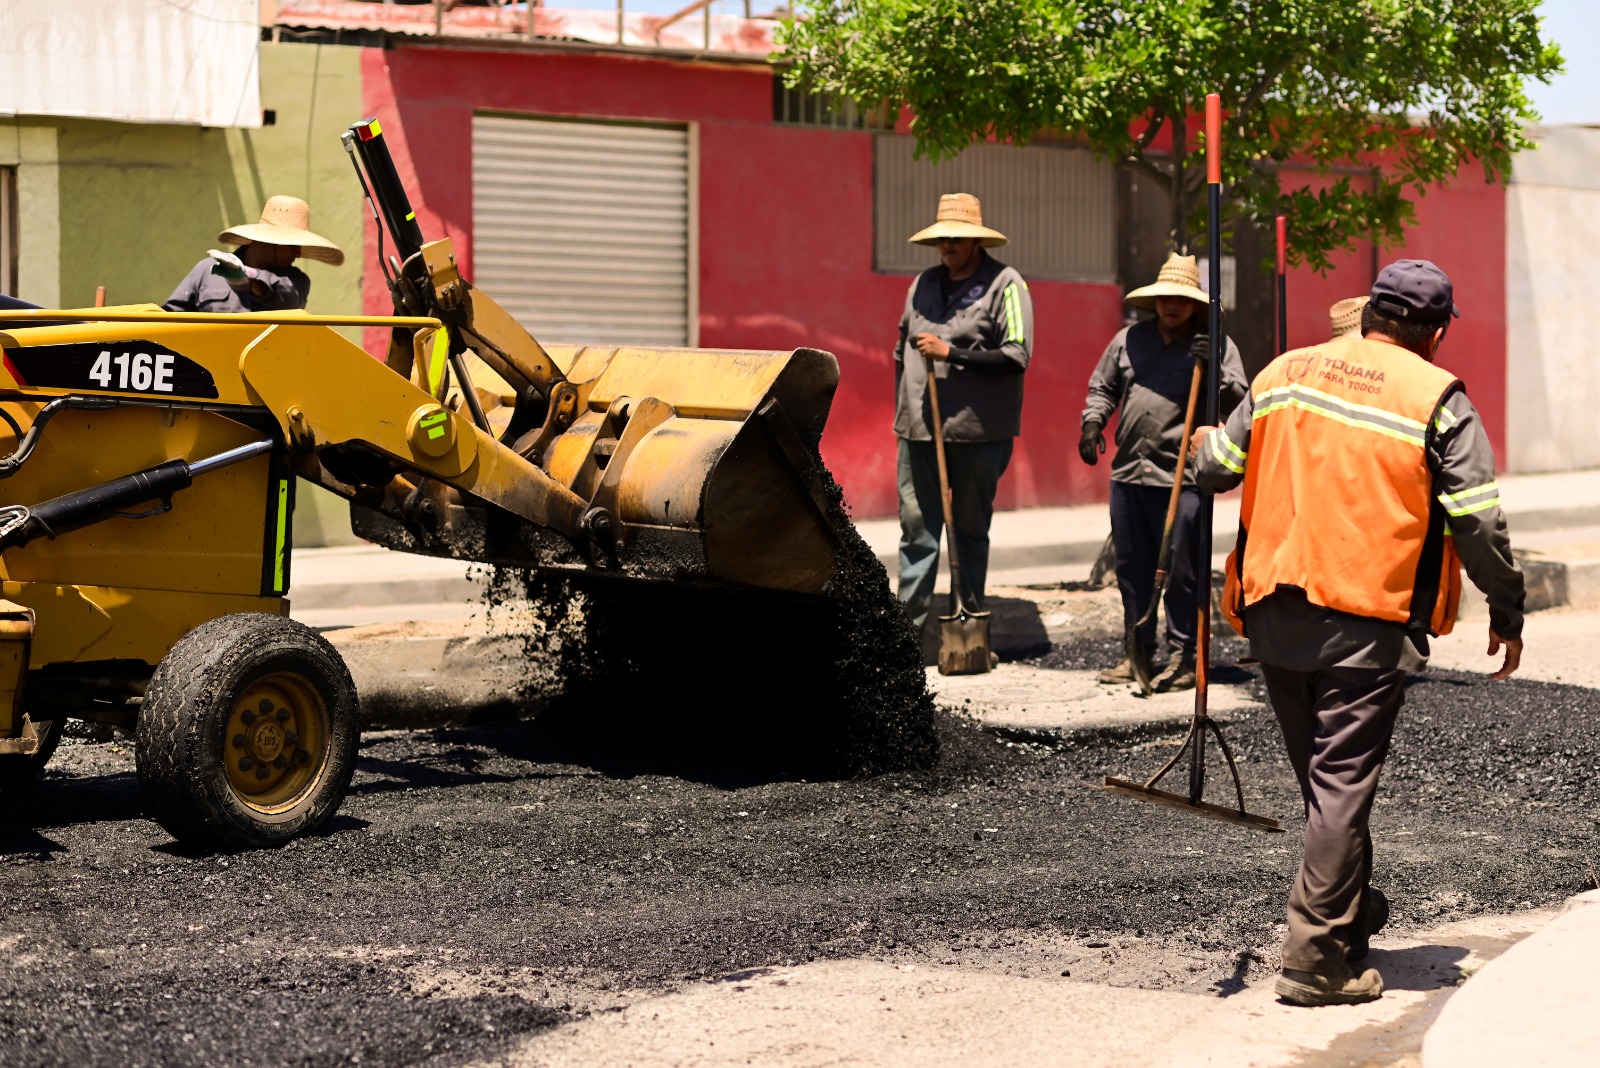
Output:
[1347, 887, 1390, 963]
[1097, 658, 1135, 684]
[1153, 649, 1196, 692]
[1275, 962, 1384, 1006]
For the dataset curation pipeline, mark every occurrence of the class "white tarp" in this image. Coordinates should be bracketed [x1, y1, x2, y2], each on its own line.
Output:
[0, 0, 261, 127]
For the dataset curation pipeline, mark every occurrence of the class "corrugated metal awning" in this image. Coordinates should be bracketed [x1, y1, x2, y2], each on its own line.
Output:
[473, 114, 691, 346]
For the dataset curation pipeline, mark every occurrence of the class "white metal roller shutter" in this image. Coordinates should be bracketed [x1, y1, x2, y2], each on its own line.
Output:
[472, 115, 690, 345]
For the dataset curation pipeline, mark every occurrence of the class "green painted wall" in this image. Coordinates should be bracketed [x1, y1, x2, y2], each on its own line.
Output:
[49, 41, 365, 320]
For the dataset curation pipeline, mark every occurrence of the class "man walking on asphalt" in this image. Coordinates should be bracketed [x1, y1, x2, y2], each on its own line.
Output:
[1192, 259, 1526, 1007]
[894, 193, 1033, 634]
[1080, 253, 1247, 691]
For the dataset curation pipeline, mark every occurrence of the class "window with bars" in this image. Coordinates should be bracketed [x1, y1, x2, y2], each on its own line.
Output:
[772, 77, 892, 130]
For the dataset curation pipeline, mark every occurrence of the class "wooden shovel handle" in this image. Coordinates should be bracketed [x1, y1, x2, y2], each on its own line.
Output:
[923, 355, 970, 615]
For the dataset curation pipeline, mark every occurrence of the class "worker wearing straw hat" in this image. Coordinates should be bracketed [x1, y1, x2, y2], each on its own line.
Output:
[163, 195, 345, 314]
[1329, 295, 1369, 339]
[1080, 252, 1248, 690]
[894, 193, 1034, 634]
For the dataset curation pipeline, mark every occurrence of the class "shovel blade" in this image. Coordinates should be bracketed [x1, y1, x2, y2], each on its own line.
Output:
[937, 610, 993, 676]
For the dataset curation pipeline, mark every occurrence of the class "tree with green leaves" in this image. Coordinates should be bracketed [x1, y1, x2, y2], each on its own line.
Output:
[778, 0, 1561, 270]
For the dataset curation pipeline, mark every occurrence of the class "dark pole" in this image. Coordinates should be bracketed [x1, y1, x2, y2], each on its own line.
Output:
[347, 118, 427, 263]
[1191, 93, 1223, 803]
[1276, 214, 1288, 356]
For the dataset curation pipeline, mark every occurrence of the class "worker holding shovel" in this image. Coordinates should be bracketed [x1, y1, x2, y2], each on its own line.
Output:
[1080, 254, 1247, 690]
[894, 193, 1033, 639]
[1191, 259, 1526, 1006]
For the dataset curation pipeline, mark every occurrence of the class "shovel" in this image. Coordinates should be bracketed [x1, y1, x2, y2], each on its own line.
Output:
[1126, 356, 1205, 695]
[924, 355, 993, 675]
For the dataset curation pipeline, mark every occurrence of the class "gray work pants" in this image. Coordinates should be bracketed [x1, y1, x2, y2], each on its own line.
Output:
[1260, 662, 1406, 973]
[896, 437, 1012, 631]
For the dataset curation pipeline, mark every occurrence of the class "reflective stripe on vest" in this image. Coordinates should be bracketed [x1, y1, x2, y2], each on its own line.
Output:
[1236, 334, 1462, 633]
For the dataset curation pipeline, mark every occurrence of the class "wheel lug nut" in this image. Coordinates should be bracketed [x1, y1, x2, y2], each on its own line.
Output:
[232, 734, 246, 749]
[239, 757, 254, 770]
[284, 731, 299, 745]
[295, 750, 310, 764]
[275, 708, 290, 723]
[255, 765, 270, 780]
[273, 755, 288, 768]
[241, 709, 257, 725]
[259, 699, 273, 714]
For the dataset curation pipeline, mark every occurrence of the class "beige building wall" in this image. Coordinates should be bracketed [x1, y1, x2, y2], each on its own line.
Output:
[1506, 125, 1600, 472]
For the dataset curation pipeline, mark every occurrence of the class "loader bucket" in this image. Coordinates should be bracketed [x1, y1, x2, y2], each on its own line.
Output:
[550, 343, 841, 594]
[358, 339, 851, 598]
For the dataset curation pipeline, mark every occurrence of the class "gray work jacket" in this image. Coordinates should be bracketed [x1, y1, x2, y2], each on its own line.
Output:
[1194, 356, 1526, 671]
[162, 257, 310, 314]
[894, 253, 1033, 442]
[1082, 319, 1248, 487]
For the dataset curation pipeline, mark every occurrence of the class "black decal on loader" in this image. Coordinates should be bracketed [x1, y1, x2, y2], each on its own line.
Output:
[4, 341, 220, 399]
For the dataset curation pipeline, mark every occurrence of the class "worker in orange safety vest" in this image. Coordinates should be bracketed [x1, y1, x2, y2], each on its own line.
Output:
[1191, 259, 1526, 1007]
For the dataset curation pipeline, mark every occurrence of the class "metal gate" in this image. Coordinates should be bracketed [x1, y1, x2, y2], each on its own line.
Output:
[472, 114, 691, 346]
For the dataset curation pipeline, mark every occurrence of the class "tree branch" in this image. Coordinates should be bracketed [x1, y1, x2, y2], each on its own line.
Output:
[1236, 54, 1295, 132]
[1136, 107, 1166, 154]
[1123, 152, 1173, 193]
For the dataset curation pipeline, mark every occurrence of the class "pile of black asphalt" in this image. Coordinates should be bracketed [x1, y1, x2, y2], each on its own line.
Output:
[1, 636, 1595, 1067]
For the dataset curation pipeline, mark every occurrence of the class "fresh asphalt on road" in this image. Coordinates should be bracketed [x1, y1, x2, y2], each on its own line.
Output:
[1, 620, 1596, 1066]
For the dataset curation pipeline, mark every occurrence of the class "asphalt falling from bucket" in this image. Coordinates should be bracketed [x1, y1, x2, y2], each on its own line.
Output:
[480, 467, 938, 780]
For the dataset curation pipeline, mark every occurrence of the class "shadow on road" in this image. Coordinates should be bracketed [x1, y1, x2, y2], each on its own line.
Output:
[1365, 943, 1473, 992]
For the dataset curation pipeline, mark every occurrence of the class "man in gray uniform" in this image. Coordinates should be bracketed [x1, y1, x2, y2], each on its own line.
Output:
[895, 193, 1033, 633]
[1081, 253, 1248, 690]
[1193, 259, 1525, 1006]
[164, 195, 344, 314]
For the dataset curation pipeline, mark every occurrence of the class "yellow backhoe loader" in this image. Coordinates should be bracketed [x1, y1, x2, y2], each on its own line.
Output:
[0, 118, 881, 850]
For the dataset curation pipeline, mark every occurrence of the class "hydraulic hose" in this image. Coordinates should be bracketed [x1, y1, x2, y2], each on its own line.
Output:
[0, 439, 274, 551]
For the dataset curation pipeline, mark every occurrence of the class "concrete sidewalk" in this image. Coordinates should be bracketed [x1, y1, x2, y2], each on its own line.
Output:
[287, 465, 1600, 633]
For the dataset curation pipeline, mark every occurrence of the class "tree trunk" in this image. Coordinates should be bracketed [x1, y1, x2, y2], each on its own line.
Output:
[1169, 112, 1188, 253]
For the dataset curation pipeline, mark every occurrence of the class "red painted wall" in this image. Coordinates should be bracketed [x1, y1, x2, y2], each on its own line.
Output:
[1278, 162, 1507, 456]
[360, 45, 1126, 518]
[359, 46, 1507, 512]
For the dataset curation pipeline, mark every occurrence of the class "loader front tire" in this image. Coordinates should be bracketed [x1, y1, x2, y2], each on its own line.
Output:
[136, 613, 359, 851]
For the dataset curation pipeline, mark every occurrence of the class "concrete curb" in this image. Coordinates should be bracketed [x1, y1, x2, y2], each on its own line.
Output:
[1422, 889, 1600, 1067]
[324, 586, 1126, 731]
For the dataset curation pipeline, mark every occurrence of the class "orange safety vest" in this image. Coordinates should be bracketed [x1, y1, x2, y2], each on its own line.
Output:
[1219, 334, 1462, 637]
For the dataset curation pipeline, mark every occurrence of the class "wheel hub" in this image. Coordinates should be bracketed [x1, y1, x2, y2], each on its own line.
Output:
[224, 674, 329, 811]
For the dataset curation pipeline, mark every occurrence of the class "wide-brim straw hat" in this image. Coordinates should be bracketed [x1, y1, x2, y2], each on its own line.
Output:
[1330, 295, 1369, 338]
[218, 195, 345, 266]
[908, 192, 1008, 248]
[1125, 253, 1209, 310]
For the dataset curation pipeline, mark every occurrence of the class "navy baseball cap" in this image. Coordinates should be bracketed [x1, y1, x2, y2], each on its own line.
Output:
[1369, 259, 1460, 323]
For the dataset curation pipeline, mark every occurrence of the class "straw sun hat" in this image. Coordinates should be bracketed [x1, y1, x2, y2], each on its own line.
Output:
[1125, 252, 1209, 311]
[1329, 295, 1369, 339]
[908, 193, 1008, 248]
[218, 195, 345, 266]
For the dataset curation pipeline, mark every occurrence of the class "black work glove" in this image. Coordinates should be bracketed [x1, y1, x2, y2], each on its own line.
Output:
[1190, 333, 1212, 363]
[1078, 420, 1106, 465]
